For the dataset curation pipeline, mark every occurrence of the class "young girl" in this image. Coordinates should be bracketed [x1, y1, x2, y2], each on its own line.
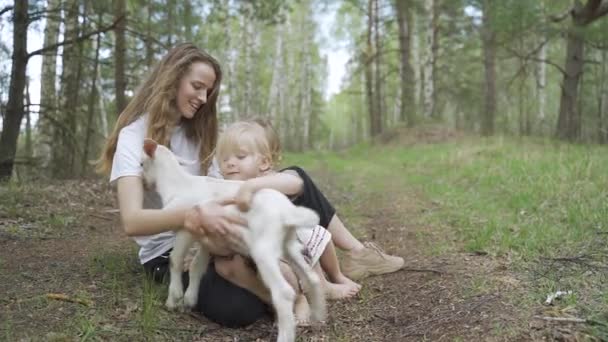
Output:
[215, 121, 362, 301]
[248, 117, 405, 281]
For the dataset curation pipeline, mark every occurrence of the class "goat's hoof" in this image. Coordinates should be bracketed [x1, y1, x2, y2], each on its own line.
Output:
[183, 292, 198, 310]
[165, 296, 184, 311]
[310, 309, 327, 323]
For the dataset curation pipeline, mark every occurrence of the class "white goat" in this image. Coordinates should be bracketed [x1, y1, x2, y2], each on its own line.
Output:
[140, 139, 326, 342]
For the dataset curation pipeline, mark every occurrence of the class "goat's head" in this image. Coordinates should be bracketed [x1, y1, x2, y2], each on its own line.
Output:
[141, 139, 177, 188]
[141, 139, 198, 189]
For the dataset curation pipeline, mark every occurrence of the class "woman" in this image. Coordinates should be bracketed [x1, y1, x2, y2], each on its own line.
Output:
[97, 43, 268, 327]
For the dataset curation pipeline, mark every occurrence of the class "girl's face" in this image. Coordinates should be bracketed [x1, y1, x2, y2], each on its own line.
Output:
[175, 62, 216, 119]
[220, 148, 269, 181]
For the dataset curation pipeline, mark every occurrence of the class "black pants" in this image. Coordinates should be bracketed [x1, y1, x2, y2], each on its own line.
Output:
[143, 252, 269, 327]
[281, 166, 336, 228]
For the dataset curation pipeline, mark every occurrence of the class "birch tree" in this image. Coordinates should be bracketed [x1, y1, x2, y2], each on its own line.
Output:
[395, 0, 415, 127]
[38, 0, 61, 166]
[422, 0, 436, 118]
[480, 0, 496, 136]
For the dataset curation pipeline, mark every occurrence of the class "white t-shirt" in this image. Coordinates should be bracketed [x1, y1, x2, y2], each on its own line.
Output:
[110, 114, 221, 264]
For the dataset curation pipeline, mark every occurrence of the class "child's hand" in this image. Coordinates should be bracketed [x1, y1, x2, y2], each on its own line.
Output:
[235, 181, 256, 211]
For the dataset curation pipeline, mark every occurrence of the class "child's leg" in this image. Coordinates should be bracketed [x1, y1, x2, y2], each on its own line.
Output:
[326, 214, 365, 252]
[317, 242, 361, 299]
[283, 166, 404, 280]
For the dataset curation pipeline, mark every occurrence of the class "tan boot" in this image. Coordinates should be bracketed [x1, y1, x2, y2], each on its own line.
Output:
[341, 242, 404, 280]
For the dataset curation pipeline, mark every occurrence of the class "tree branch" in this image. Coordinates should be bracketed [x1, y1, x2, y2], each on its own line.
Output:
[549, 5, 573, 23]
[578, 0, 608, 25]
[595, 0, 608, 18]
[0, 5, 12, 17]
[503, 45, 567, 76]
[27, 16, 124, 59]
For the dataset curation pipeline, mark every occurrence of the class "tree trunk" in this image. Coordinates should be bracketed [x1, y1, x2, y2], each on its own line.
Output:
[25, 78, 32, 158]
[373, 0, 383, 134]
[145, 0, 154, 67]
[601, 50, 608, 143]
[537, 39, 547, 128]
[183, 0, 193, 42]
[556, 29, 585, 141]
[395, 0, 415, 127]
[98, 63, 109, 138]
[53, 0, 80, 178]
[0, 0, 28, 180]
[267, 21, 284, 123]
[82, 19, 102, 176]
[365, 0, 378, 137]
[240, 4, 254, 117]
[411, 11, 422, 111]
[556, 0, 608, 141]
[422, 0, 436, 118]
[481, 0, 496, 136]
[166, 0, 174, 45]
[38, 0, 61, 166]
[299, 11, 312, 151]
[114, 0, 127, 114]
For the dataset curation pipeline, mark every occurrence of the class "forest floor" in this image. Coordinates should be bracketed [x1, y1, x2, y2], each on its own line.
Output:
[1, 126, 606, 341]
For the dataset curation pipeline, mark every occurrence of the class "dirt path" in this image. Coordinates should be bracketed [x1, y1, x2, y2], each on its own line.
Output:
[0, 174, 584, 341]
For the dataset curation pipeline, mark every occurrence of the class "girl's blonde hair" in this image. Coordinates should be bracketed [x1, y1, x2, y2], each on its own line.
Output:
[216, 122, 273, 167]
[96, 43, 223, 175]
[243, 116, 282, 165]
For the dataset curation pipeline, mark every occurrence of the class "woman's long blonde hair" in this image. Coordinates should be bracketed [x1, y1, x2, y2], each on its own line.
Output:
[96, 43, 223, 175]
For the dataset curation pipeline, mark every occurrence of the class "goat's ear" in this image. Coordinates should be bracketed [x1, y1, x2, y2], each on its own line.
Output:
[143, 138, 158, 158]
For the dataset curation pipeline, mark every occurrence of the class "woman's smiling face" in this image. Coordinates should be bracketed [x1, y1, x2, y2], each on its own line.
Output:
[175, 61, 216, 119]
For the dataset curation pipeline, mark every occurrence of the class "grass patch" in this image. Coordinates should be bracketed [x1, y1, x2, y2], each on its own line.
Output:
[139, 276, 164, 336]
[285, 135, 608, 331]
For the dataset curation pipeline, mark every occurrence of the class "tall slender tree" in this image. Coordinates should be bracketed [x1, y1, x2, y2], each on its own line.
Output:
[0, 0, 28, 180]
[480, 0, 496, 136]
[114, 0, 127, 114]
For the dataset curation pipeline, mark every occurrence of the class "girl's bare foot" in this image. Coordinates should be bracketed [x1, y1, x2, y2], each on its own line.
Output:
[324, 273, 361, 300]
[294, 294, 312, 326]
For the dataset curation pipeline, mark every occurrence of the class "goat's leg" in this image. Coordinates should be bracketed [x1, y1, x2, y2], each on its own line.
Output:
[251, 246, 297, 342]
[166, 230, 194, 311]
[183, 246, 210, 309]
[285, 230, 326, 324]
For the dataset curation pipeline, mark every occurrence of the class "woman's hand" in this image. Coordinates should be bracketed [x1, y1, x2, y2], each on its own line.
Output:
[183, 198, 246, 236]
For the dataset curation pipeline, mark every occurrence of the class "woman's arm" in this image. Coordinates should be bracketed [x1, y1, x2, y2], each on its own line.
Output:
[118, 176, 247, 237]
[117, 176, 189, 236]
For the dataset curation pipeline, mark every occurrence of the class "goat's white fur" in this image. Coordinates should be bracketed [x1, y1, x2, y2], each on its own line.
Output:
[141, 140, 326, 342]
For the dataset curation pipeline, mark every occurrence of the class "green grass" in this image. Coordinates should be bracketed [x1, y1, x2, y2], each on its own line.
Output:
[139, 276, 164, 336]
[285, 135, 608, 332]
[286, 137, 608, 259]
